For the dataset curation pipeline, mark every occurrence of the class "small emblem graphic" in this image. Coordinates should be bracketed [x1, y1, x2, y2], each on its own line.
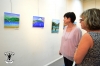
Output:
[4, 51, 15, 63]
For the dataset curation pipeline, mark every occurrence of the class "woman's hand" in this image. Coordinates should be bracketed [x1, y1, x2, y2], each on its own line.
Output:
[59, 51, 62, 55]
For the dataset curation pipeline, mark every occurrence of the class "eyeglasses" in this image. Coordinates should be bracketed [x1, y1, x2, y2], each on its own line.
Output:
[80, 18, 84, 22]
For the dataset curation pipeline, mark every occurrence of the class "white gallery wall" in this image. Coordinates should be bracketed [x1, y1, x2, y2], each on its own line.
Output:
[0, 0, 83, 66]
[83, 0, 100, 10]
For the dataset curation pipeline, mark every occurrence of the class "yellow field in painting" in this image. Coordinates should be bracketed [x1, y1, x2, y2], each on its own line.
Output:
[4, 26, 19, 28]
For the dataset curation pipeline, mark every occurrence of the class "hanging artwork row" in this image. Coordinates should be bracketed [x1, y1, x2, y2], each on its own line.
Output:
[4, 12, 61, 33]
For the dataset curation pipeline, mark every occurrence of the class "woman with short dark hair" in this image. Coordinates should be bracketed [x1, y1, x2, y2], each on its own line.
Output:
[59, 12, 82, 66]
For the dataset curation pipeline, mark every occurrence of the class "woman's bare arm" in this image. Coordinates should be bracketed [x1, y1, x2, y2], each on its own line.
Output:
[74, 33, 93, 64]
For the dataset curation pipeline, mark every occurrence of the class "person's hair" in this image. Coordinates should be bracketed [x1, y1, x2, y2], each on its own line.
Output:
[81, 8, 100, 30]
[64, 12, 76, 23]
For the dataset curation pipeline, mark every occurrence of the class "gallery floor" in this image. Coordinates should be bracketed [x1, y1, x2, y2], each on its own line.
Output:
[44, 56, 75, 66]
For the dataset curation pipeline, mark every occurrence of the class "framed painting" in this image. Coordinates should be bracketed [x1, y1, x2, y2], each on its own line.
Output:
[4, 12, 20, 28]
[33, 16, 44, 28]
[51, 19, 60, 33]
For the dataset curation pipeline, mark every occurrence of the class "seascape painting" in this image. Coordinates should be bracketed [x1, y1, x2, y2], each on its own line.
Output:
[4, 12, 20, 28]
[33, 16, 44, 28]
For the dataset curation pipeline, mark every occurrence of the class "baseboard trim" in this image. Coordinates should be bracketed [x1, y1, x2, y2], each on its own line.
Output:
[44, 56, 63, 66]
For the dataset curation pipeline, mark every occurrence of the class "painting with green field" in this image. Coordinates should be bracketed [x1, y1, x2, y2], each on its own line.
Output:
[4, 12, 20, 28]
[51, 19, 60, 33]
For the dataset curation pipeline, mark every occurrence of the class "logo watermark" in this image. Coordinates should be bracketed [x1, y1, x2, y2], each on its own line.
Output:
[4, 51, 15, 64]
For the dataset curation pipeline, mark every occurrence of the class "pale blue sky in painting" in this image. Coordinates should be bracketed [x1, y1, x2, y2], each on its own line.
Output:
[4, 12, 20, 18]
[52, 19, 60, 24]
[33, 16, 44, 21]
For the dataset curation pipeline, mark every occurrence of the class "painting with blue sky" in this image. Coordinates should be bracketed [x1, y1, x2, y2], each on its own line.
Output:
[33, 16, 44, 28]
[4, 12, 20, 28]
[51, 19, 60, 33]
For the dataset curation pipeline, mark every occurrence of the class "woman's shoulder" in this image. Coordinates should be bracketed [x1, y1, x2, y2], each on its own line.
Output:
[74, 26, 82, 32]
[75, 26, 81, 30]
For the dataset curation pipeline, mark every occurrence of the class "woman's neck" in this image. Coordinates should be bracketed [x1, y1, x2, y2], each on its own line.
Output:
[67, 23, 75, 28]
[66, 23, 76, 32]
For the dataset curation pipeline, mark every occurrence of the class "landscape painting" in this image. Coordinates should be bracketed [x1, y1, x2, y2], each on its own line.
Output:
[51, 19, 60, 33]
[74, 22, 77, 24]
[4, 12, 20, 28]
[33, 16, 44, 28]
